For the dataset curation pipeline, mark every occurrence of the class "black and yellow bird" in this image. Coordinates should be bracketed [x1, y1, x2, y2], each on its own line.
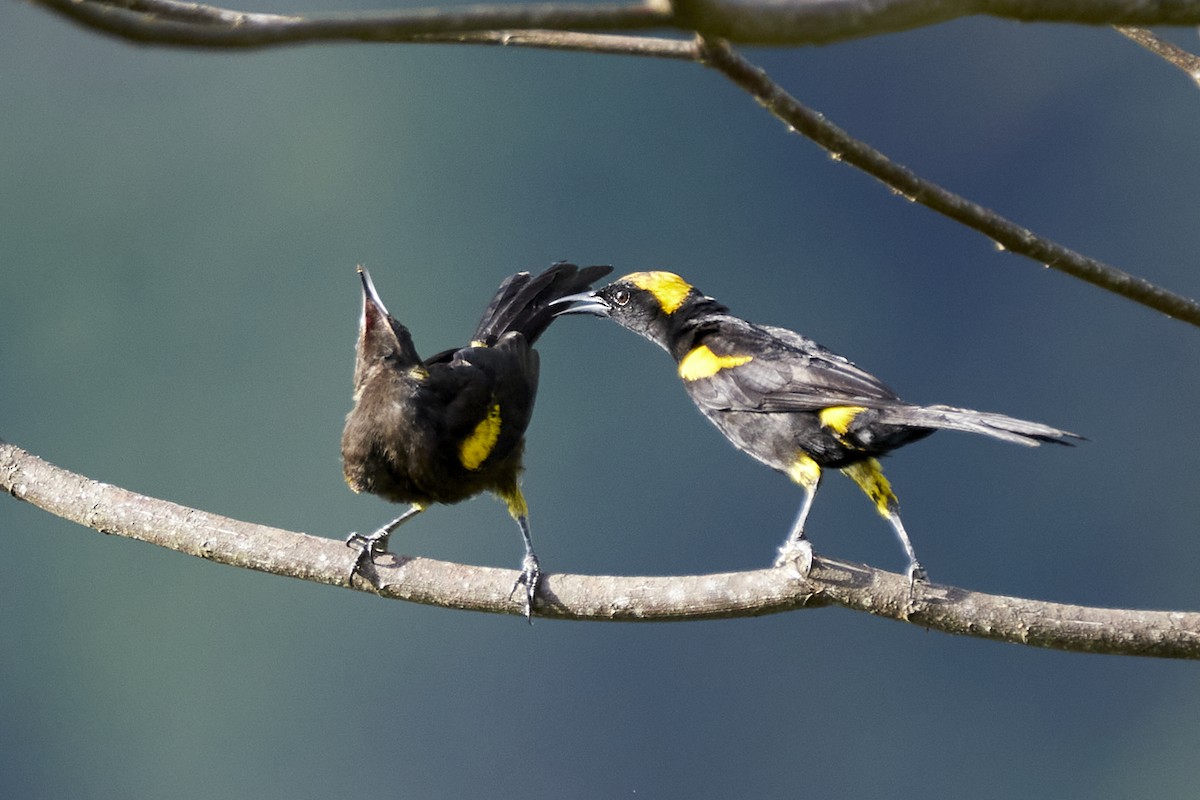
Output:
[557, 271, 1079, 583]
[341, 262, 612, 619]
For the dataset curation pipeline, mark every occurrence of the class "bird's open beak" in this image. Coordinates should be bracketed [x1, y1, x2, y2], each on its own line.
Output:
[552, 290, 611, 318]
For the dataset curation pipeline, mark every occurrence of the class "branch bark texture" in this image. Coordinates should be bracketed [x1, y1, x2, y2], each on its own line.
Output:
[4, 438, 1198, 658]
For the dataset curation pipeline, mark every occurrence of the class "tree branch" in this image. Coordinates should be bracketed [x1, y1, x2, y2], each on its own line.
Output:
[31, 0, 676, 48]
[30, 0, 1200, 48]
[416, 29, 696, 58]
[29, 0, 1200, 328]
[4, 438, 1198, 657]
[1115, 26, 1200, 88]
[673, 0, 1200, 45]
[697, 36, 1200, 327]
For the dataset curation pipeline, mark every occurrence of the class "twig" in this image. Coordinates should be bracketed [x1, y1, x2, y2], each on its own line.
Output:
[697, 36, 1200, 327]
[1115, 26, 1200, 88]
[4, 438, 1199, 657]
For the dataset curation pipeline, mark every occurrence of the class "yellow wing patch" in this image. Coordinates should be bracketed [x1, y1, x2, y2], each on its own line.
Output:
[622, 271, 694, 315]
[678, 345, 753, 382]
[818, 405, 867, 435]
[459, 403, 502, 470]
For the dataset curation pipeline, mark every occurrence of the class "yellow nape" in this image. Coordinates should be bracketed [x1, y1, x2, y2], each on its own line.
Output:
[469, 339, 488, 348]
[818, 405, 867, 435]
[678, 345, 753, 382]
[622, 271, 694, 314]
[459, 404, 502, 470]
[841, 459, 897, 518]
[786, 454, 822, 490]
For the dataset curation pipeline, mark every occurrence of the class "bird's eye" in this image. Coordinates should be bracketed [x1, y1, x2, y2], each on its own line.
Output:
[613, 289, 631, 306]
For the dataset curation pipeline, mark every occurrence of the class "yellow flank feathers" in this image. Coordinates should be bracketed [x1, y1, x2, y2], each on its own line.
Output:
[623, 271, 694, 315]
[678, 345, 753, 382]
[786, 454, 822, 490]
[819, 405, 867, 435]
[841, 459, 898, 518]
[459, 403, 502, 470]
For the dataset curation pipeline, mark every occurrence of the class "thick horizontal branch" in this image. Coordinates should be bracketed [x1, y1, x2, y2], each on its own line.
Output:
[3, 438, 1198, 657]
[30, 0, 1200, 48]
[698, 37, 1200, 327]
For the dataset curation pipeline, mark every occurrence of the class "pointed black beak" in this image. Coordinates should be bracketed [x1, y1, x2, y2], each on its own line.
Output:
[552, 290, 611, 318]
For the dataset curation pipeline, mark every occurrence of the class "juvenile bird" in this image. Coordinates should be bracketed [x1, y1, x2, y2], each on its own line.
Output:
[342, 262, 612, 620]
[557, 271, 1078, 583]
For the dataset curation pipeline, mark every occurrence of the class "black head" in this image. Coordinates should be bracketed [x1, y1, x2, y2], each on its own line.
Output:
[554, 271, 704, 352]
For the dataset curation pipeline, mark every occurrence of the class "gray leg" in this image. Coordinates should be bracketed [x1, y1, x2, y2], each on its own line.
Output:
[774, 474, 821, 576]
[345, 504, 424, 582]
[885, 511, 927, 587]
[508, 514, 541, 624]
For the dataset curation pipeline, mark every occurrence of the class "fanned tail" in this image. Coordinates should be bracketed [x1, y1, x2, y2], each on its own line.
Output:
[473, 262, 612, 346]
[875, 404, 1081, 447]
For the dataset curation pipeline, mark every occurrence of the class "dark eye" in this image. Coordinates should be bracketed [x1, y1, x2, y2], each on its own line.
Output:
[613, 289, 631, 306]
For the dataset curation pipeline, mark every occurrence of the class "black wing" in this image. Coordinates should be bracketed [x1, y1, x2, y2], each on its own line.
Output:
[683, 318, 906, 413]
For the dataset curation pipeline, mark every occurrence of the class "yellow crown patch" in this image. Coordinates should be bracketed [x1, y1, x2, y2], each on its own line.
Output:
[621, 271, 694, 315]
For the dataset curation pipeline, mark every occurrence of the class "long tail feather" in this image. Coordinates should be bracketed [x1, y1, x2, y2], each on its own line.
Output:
[472, 262, 612, 345]
[874, 404, 1081, 446]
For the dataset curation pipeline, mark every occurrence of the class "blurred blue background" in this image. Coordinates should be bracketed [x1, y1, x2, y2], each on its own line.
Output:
[3, 4, 1200, 797]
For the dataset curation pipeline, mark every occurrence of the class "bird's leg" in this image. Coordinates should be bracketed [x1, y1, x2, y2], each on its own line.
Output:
[498, 486, 541, 623]
[345, 504, 424, 583]
[776, 460, 821, 576]
[886, 511, 927, 587]
[841, 459, 928, 588]
[508, 514, 541, 624]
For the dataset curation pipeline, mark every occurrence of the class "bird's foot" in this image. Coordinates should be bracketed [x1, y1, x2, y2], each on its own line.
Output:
[509, 552, 542, 624]
[774, 536, 814, 579]
[906, 560, 928, 589]
[344, 529, 391, 584]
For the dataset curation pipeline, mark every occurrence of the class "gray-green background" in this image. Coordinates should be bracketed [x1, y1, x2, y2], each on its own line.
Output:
[4, 4, 1200, 797]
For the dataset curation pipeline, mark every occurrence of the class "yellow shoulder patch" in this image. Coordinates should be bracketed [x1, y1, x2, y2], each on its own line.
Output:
[459, 403, 502, 470]
[622, 271, 694, 315]
[678, 345, 753, 382]
[818, 405, 867, 435]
